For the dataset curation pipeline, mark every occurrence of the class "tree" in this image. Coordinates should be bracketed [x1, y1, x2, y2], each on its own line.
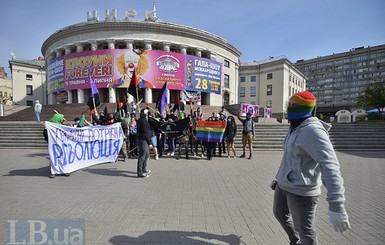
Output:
[356, 81, 385, 114]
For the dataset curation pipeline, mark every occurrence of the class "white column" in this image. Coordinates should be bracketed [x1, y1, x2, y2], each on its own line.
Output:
[145, 88, 152, 103]
[109, 87, 116, 103]
[75, 43, 83, 52]
[144, 40, 152, 50]
[180, 45, 187, 55]
[55, 49, 63, 57]
[196, 49, 202, 57]
[66, 91, 73, 104]
[107, 39, 115, 49]
[124, 39, 134, 50]
[77, 89, 85, 103]
[64, 46, 71, 55]
[90, 41, 98, 51]
[48, 93, 56, 104]
[163, 42, 171, 51]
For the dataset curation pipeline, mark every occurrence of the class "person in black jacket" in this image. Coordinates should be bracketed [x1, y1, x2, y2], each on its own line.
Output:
[136, 109, 153, 178]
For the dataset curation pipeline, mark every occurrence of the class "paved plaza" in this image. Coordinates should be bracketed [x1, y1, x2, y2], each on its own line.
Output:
[0, 149, 384, 244]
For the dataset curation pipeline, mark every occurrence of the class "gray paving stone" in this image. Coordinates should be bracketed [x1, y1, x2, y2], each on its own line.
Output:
[0, 149, 385, 244]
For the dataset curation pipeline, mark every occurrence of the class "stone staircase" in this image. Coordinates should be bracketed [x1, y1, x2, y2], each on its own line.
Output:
[0, 121, 384, 151]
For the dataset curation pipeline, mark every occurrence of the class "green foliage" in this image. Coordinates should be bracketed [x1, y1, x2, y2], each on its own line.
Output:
[356, 81, 385, 113]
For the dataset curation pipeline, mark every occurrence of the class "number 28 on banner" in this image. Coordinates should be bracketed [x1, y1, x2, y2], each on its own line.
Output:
[195, 78, 220, 92]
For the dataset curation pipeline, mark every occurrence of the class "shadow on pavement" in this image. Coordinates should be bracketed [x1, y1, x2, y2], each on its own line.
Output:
[337, 150, 385, 159]
[109, 231, 243, 245]
[82, 168, 138, 178]
[3, 166, 50, 177]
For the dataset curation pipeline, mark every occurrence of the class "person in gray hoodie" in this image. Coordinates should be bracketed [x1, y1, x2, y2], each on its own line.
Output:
[272, 91, 350, 245]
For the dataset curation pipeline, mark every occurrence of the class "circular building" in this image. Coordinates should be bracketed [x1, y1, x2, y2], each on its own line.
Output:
[41, 8, 241, 107]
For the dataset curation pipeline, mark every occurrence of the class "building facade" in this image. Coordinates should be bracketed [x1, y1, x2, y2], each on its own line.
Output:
[41, 8, 241, 106]
[295, 44, 385, 114]
[239, 57, 306, 118]
[8, 58, 46, 106]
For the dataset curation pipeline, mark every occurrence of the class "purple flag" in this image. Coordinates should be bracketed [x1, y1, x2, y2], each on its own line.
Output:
[89, 73, 98, 97]
[157, 82, 168, 114]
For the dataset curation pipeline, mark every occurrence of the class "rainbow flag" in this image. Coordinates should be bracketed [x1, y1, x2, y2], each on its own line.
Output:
[195, 121, 227, 143]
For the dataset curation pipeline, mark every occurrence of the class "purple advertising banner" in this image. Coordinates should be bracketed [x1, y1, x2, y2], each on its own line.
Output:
[47, 57, 65, 93]
[185, 55, 222, 94]
[240, 103, 260, 117]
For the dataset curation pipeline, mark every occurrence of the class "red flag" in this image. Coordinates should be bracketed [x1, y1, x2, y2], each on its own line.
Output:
[127, 69, 140, 98]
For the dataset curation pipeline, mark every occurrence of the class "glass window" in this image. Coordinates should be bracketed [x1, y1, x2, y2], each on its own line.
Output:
[224, 74, 230, 88]
[240, 87, 245, 97]
[267, 73, 273, 79]
[267, 84, 272, 95]
[26, 74, 33, 81]
[224, 60, 230, 68]
[250, 75, 256, 82]
[26, 85, 33, 95]
[266, 100, 272, 108]
[240, 76, 246, 82]
[250, 86, 256, 97]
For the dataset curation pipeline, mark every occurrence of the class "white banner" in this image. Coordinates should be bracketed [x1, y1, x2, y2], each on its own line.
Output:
[46, 122, 124, 175]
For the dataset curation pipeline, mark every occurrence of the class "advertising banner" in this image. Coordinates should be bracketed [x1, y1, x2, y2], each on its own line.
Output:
[46, 122, 124, 175]
[47, 49, 223, 94]
[47, 57, 65, 93]
[240, 103, 260, 117]
[184, 55, 222, 94]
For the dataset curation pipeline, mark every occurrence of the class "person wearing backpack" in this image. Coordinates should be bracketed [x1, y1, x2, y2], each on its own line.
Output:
[34, 100, 42, 122]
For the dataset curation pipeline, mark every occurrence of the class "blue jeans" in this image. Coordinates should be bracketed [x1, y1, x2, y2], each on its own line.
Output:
[35, 111, 41, 122]
[273, 185, 319, 245]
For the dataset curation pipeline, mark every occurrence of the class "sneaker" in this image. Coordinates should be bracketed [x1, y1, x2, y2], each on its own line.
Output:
[144, 170, 151, 174]
[155, 155, 159, 160]
[201, 154, 204, 158]
[124, 158, 128, 162]
[227, 155, 230, 158]
[138, 174, 149, 178]
[166, 152, 171, 156]
[193, 153, 196, 157]
[49, 174, 55, 178]
[234, 156, 237, 159]
[170, 152, 175, 156]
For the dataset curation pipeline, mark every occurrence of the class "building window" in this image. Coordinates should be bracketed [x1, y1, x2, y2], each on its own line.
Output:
[224, 60, 230, 68]
[240, 76, 246, 82]
[251, 75, 256, 82]
[267, 73, 273, 79]
[240, 87, 245, 97]
[267, 84, 272, 95]
[26, 85, 33, 95]
[266, 100, 272, 108]
[250, 86, 256, 97]
[224, 74, 230, 88]
[26, 74, 33, 81]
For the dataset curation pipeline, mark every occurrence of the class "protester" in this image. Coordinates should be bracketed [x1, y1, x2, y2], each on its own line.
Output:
[136, 109, 153, 178]
[129, 116, 138, 157]
[224, 115, 237, 158]
[238, 112, 255, 159]
[47, 112, 70, 178]
[120, 111, 131, 162]
[272, 91, 350, 244]
[34, 100, 42, 123]
[147, 111, 159, 160]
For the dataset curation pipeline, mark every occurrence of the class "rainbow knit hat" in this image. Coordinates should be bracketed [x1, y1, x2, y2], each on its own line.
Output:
[287, 91, 316, 120]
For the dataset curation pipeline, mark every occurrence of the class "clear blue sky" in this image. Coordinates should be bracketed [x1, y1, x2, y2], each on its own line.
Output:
[1, 0, 385, 79]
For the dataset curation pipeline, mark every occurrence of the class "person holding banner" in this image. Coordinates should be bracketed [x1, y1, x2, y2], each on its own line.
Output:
[136, 109, 153, 178]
